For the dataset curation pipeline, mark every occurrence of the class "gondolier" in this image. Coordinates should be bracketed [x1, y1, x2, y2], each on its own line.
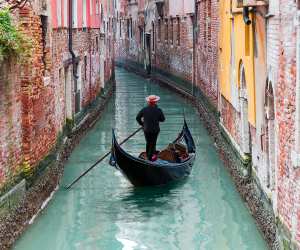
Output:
[136, 95, 165, 161]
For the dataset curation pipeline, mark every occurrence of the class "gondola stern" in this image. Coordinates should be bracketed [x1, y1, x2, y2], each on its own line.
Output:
[109, 129, 118, 167]
[111, 129, 119, 146]
[182, 120, 196, 154]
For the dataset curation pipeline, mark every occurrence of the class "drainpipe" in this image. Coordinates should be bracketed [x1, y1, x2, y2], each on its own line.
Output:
[192, 0, 197, 96]
[69, 0, 78, 84]
[243, 7, 252, 25]
[89, 29, 92, 102]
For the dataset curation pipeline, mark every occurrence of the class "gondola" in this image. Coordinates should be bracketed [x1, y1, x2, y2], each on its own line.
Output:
[109, 120, 196, 187]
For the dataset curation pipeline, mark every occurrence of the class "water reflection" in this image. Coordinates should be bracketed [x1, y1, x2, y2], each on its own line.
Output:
[119, 180, 188, 216]
[114, 179, 202, 250]
[13, 68, 268, 250]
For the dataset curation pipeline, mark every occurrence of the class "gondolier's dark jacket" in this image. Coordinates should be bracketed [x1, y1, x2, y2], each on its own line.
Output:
[136, 105, 165, 133]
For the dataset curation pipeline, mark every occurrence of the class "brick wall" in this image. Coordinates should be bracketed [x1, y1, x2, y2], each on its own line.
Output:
[220, 96, 242, 147]
[0, 3, 115, 190]
[0, 61, 23, 187]
[276, 1, 300, 247]
[115, 3, 194, 85]
[154, 16, 194, 83]
[195, 0, 219, 107]
[19, 7, 57, 168]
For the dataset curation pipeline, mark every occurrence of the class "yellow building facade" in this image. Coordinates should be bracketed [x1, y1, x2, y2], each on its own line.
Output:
[219, 0, 256, 127]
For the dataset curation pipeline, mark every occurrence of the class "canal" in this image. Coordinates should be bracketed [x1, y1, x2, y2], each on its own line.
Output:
[14, 68, 268, 250]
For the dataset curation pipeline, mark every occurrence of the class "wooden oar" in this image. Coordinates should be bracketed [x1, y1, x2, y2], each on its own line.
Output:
[65, 127, 143, 189]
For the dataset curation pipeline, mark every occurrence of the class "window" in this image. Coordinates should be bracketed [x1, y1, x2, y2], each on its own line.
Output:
[83, 0, 87, 28]
[72, 0, 77, 28]
[100, 4, 103, 20]
[96, 36, 99, 51]
[59, 68, 63, 85]
[41, 15, 48, 75]
[165, 19, 168, 42]
[130, 18, 133, 38]
[96, 0, 99, 15]
[127, 19, 130, 38]
[206, 0, 212, 47]
[84, 56, 87, 81]
[177, 17, 180, 45]
[170, 18, 174, 44]
[158, 19, 161, 41]
[152, 22, 155, 51]
[90, 0, 93, 15]
[57, 0, 61, 27]
[64, 0, 68, 27]
[140, 28, 143, 46]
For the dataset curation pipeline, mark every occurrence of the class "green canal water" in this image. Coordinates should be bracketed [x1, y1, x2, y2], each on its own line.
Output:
[14, 68, 268, 250]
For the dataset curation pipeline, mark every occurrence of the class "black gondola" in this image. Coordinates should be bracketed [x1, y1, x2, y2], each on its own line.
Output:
[110, 120, 196, 187]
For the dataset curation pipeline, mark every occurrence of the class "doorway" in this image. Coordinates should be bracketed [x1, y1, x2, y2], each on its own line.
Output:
[145, 33, 151, 74]
[64, 66, 73, 120]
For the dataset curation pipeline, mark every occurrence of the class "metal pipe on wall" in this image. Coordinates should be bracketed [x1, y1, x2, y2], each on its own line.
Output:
[192, 0, 198, 96]
[68, 0, 78, 82]
[243, 7, 252, 25]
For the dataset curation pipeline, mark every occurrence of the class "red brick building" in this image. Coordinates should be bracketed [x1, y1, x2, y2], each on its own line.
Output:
[0, 0, 115, 190]
[115, 0, 219, 107]
[115, 0, 195, 88]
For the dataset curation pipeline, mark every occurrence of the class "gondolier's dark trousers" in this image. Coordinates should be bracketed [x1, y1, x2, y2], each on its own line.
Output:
[144, 131, 159, 161]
